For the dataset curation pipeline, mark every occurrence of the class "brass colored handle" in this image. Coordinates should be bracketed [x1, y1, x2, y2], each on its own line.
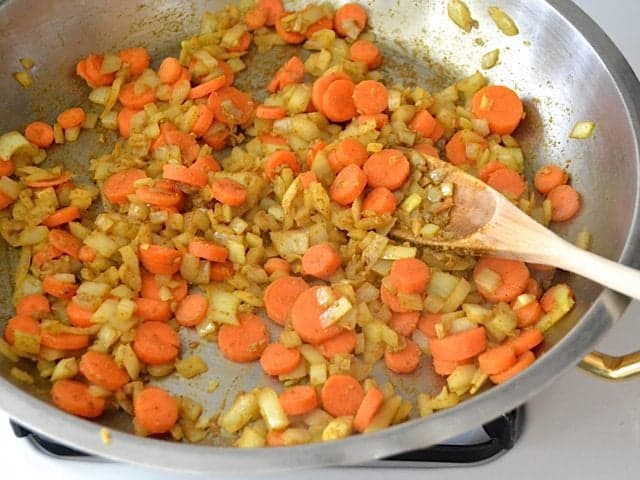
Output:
[579, 350, 640, 380]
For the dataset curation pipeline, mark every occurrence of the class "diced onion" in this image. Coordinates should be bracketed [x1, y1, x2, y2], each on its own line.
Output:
[481, 49, 500, 69]
[570, 121, 595, 139]
[447, 0, 476, 32]
[488, 6, 519, 36]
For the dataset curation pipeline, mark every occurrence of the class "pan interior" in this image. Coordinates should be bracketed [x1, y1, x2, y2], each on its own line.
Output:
[0, 0, 637, 447]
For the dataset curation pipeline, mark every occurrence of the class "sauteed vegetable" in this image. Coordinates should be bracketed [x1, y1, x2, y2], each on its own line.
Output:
[0, 0, 581, 446]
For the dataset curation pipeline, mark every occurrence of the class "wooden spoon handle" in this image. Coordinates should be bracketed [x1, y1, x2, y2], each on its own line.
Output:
[546, 239, 640, 301]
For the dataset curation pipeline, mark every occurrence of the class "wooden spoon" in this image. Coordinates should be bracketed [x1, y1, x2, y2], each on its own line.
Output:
[391, 155, 640, 300]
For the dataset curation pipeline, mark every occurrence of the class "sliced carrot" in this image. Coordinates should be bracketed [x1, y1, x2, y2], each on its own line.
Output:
[265, 150, 300, 180]
[210, 260, 235, 282]
[357, 113, 388, 129]
[301, 243, 341, 279]
[384, 339, 421, 374]
[25, 121, 54, 148]
[275, 12, 306, 44]
[279, 385, 318, 416]
[51, 380, 106, 419]
[318, 329, 357, 359]
[217, 313, 269, 363]
[140, 272, 188, 302]
[118, 47, 150, 76]
[188, 237, 228, 262]
[103, 168, 147, 205]
[117, 107, 139, 139]
[534, 164, 567, 194]
[79, 350, 129, 391]
[134, 386, 179, 434]
[432, 357, 462, 376]
[410, 110, 438, 139]
[188, 75, 226, 99]
[258, 0, 285, 26]
[353, 386, 384, 432]
[227, 31, 252, 53]
[290, 286, 344, 344]
[445, 130, 487, 166]
[135, 184, 183, 208]
[260, 342, 301, 375]
[330, 138, 368, 173]
[202, 121, 231, 150]
[32, 244, 63, 267]
[16, 294, 50, 319]
[175, 294, 208, 327]
[24, 172, 73, 188]
[256, 105, 287, 120]
[390, 311, 419, 337]
[263, 275, 309, 326]
[486, 167, 526, 199]
[505, 328, 544, 356]
[191, 104, 215, 137]
[473, 256, 530, 303]
[48, 229, 82, 259]
[478, 345, 517, 375]
[311, 71, 351, 114]
[133, 321, 180, 365]
[57, 107, 86, 129]
[66, 301, 94, 327]
[0, 158, 15, 177]
[210, 178, 247, 206]
[267, 56, 305, 93]
[134, 297, 171, 323]
[161, 125, 200, 164]
[322, 78, 357, 123]
[334, 3, 368, 38]
[0, 191, 14, 210]
[547, 184, 581, 222]
[41, 206, 81, 228]
[390, 258, 431, 294]
[330, 164, 367, 206]
[363, 149, 410, 190]
[526, 278, 542, 298]
[379, 284, 413, 313]
[260, 133, 287, 146]
[352, 80, 388, 116]
[349, 40, 382, 69]
[158, 57, 182, 84]
[299, 171, 318, 188]
[245, 7, 268, 30]
[191, 154, 221, 176]
[4, 315, 40, 345]
[362, 187, 397, 215]
[512, 299, 543, 327]
[77, 54, 115, 87]
[321, 374, 364, 417]
[207, 86, 254, 125]
[540, 283, 574, 313]
[418, 312, 441, 338]
[305, 15, 334, 38]
[477, 160, 506, 182]
[118, 82, 157, 110]
[162, 164, 208, 187]
[490, 350, 535, 384]
[266, 430, 285, 447]
[41, 330, 89, 350]
[471, 85, 524, 135]
[264, 257, 290, 276]
[139, 244, 182, 276]
[429, 326, 487, 362]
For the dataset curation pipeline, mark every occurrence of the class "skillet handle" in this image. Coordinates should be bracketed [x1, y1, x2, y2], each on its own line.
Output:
[579, 350, 640, 380]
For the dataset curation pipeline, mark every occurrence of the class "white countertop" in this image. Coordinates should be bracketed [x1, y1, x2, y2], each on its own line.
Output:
[2, 1, 640, 478]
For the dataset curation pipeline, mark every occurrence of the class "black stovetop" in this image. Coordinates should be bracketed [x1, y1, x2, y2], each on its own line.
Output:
[10, 406, 523, 468]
